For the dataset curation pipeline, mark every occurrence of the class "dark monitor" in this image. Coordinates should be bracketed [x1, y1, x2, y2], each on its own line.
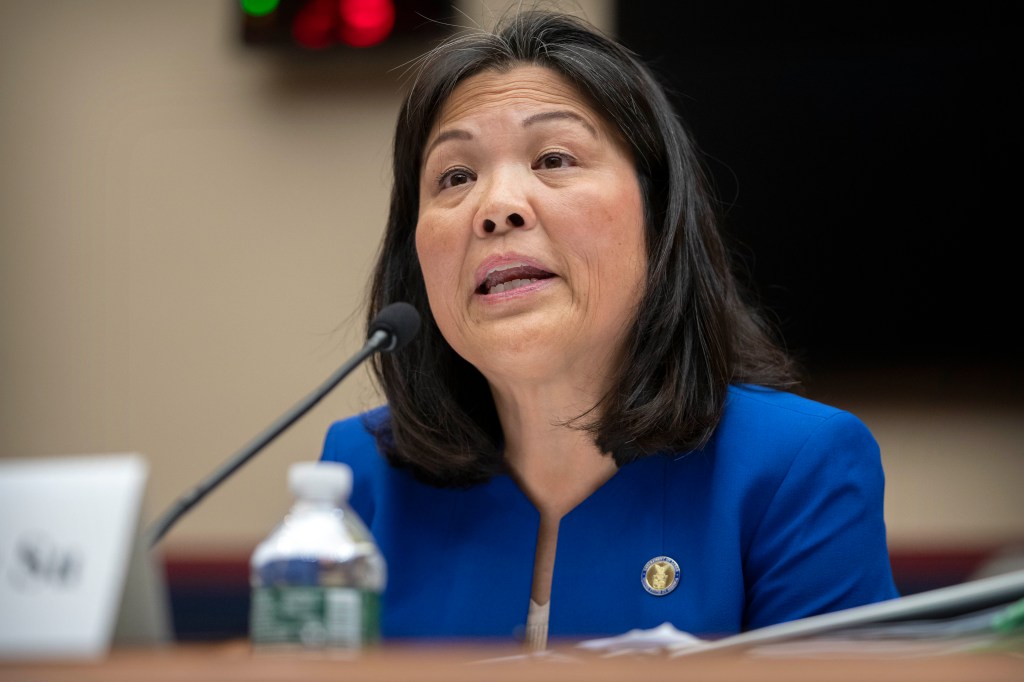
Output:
[617, 2, 1021, 374]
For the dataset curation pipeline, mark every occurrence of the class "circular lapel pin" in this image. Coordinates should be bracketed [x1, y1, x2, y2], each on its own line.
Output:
[641, 556, 680, 596]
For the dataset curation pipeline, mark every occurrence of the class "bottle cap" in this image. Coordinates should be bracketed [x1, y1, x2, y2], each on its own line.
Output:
[288, 460, 352, 502]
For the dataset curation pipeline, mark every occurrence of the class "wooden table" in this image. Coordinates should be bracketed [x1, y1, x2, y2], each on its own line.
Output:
[3, 640, 1023, 682]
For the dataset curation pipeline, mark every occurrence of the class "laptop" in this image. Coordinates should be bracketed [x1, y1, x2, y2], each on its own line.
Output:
[672, 567, 1024, 656]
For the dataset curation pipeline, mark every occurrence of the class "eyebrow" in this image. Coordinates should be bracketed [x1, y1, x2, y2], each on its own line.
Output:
[423, 129, 472, 160]
[522, 110, 598, 137]
[423, 110, 598, 162]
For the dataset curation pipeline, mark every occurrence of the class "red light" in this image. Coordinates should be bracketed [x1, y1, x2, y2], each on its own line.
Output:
[292, 0, 336, 49]
[291, 0, 395, 50]
[338, 0, 395, 48]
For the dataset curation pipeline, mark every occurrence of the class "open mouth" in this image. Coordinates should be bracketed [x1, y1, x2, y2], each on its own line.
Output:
[476, 262, 556, 295]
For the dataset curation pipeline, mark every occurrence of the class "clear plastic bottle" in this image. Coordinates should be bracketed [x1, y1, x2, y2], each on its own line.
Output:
[249, 460, 385, 651]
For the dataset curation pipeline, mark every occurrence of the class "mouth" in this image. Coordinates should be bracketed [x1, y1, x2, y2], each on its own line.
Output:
[475, 262, 556, 295]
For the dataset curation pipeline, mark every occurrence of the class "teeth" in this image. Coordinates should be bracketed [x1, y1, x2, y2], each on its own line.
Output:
[490, 278, 538, 294]
[485, 262, 528, 277]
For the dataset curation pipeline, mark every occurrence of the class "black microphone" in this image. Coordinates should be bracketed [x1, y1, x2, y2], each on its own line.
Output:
[367, 300, 421, 353]
[146, 302, 420, 548]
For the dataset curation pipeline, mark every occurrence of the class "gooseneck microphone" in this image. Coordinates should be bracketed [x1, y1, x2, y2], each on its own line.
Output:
[366, 300, 421, 353]
[146, 302, 420, 548]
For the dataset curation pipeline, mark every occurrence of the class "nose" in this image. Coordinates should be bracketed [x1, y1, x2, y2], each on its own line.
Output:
[482, 212, 526, 233]
[473, 170, 535, 237]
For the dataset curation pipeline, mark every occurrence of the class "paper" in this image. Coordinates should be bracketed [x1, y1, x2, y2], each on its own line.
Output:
[0, 454, 154, 659]
[576, 622, 708, 656]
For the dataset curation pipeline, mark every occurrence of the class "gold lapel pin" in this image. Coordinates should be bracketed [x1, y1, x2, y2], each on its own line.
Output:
[641, 556, 680, 596]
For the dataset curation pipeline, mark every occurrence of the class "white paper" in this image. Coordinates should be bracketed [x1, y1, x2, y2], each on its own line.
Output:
[577, 622, 708, 655]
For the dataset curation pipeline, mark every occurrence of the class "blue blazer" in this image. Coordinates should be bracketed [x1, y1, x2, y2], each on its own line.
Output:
[320, 385, 899, 641]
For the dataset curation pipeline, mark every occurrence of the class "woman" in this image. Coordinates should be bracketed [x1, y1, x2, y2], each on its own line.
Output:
[322, 10, 898, 647]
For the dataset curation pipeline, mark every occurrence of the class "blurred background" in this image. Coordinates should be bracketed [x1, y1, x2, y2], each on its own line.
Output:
[1, 0, 1021, 639]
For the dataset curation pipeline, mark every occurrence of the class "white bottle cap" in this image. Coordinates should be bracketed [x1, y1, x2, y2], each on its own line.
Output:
[288, 460, 352, 502]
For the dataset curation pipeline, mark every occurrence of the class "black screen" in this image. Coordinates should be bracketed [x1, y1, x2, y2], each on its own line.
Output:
[617, 2, 1021, 372]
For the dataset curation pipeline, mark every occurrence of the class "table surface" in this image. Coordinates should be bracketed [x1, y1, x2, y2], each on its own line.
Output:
[2, 639, 1024, 682]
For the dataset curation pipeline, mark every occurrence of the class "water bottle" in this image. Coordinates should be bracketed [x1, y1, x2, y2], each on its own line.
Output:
[249, 460, 385, 651]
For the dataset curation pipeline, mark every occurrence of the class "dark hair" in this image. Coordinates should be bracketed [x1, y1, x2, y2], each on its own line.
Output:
[366, 10, 799, 487]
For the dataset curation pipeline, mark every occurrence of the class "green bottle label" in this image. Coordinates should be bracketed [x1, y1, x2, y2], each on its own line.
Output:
[250, 586, 380, 648]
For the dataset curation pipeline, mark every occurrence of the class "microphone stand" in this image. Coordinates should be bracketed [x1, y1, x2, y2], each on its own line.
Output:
[145, 328, 391, 548]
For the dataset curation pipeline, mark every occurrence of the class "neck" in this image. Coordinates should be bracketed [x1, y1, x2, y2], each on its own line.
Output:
[490, 378, 618, 520]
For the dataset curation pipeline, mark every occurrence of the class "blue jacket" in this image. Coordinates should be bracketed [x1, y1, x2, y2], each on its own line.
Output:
[320, 385, 899, 641]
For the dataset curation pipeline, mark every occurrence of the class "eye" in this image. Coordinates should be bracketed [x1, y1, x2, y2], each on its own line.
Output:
[437, 167, 476, 190]
[534, 151, 577, 170]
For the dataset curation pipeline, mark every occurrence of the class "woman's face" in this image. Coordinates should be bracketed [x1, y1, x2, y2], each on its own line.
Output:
[415, 65, 646, 388]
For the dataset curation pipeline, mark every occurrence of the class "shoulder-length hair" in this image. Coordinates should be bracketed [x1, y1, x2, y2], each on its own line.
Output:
[366, 10, 799, 487]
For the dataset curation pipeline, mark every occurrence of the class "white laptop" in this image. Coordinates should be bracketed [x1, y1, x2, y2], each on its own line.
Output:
[0, 453, 173, 660]
[672, 567, 1024, 656]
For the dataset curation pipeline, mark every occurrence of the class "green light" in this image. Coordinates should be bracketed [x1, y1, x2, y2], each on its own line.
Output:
[241, 0, 280, 17]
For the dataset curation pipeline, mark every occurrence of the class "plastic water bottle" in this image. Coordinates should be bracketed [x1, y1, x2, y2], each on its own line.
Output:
[249, 460, 385, 651]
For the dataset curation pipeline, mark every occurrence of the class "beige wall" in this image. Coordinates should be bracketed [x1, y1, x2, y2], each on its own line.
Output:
[1, 0, 1020, 556]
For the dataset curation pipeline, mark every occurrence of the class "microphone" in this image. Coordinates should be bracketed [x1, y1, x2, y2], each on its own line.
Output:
[367, 300, 421, 353]
[146, 302, 421, 548]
